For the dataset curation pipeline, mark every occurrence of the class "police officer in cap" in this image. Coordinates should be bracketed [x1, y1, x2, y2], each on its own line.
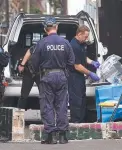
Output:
[32, 17, 75, 144]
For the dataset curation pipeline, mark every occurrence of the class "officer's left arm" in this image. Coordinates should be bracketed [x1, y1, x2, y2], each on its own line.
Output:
[87, 57, 100, 69]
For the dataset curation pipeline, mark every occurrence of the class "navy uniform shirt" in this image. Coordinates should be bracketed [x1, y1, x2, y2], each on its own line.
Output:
[70, 38, 87, 75]
[32, 33, 75, 70]
[30, 45, 36, 54]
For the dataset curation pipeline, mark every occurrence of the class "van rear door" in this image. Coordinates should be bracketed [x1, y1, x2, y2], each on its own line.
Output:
[76, 11, 108, 84]
[76, 11, 107, 64]
[3, 13, 24, 80]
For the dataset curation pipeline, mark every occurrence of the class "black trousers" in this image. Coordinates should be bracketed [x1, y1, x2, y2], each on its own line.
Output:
[68, 72, 86, 123]
[17, 70, 40, 109]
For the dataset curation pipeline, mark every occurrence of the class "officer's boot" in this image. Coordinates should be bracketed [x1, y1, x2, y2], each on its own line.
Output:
[41, 133, 51, 144]
[50, 131, 57, 144]
[41, 132, 57, 144]
[59, 131, 68, 144]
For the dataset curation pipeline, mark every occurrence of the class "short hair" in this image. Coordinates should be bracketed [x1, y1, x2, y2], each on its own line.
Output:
[44, 25, 57, 32]
[76, 25, 90, 35]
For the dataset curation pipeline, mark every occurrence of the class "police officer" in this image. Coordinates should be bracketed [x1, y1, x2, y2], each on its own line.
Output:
[17, 45, 40, 110]
[68, 25, 100, 123]
[31, 17, 75, 144]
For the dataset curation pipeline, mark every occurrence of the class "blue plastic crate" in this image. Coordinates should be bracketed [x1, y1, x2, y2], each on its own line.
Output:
[95, 85, 122, 122]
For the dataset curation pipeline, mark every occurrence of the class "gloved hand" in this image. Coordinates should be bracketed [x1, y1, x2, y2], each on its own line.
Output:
[89, 72, 100, 81]
[91, 61, 100, 69]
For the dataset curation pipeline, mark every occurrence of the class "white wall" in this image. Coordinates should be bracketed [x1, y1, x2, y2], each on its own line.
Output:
[67, 0, 86, 15]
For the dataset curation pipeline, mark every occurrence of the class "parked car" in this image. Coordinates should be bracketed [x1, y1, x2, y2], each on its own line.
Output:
[2, 11, 108, 109]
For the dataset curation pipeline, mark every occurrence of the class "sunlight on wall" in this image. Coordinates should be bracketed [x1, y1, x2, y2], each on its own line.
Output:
[67, 0, 86, 15]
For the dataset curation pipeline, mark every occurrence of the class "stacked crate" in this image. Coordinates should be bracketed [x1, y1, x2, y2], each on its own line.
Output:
[96, 85, 122, 122]
[0, 107, 25, 141]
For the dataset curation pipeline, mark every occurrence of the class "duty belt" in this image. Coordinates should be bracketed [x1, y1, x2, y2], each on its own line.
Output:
[41, 68, 64, 77]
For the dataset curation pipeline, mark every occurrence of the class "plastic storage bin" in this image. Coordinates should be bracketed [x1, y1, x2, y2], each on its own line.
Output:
[95, 84, 122, 122]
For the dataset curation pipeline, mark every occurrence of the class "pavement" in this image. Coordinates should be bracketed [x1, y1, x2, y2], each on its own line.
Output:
[0, 140, 122, 150]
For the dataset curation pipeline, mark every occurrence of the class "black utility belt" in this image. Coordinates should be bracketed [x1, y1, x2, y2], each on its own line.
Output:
[41, 69, 64, 77]
[42, 68, 63, 73]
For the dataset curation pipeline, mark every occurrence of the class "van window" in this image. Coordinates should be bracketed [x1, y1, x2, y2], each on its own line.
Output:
[32, 33, 41, 44]
[26, 34, 31, 46]
[25, 33, 46, 46]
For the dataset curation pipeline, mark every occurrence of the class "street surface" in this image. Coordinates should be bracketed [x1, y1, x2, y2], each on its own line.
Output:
[0, 140, 122, 150]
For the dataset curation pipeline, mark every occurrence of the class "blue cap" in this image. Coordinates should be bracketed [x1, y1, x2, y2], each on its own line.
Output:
[43, 17, 57, 28]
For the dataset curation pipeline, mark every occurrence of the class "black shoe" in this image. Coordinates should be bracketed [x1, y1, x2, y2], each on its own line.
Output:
[59, 131, 68, 144]
[51, 132, 57, 144]
[41, 133, 51, 144]
[41, 132, 57, 144]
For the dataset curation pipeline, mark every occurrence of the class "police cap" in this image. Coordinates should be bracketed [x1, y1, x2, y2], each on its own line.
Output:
[43, 17, 57, 28]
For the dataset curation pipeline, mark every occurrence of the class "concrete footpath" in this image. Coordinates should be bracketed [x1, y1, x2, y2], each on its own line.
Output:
[0, 140, 122, 150]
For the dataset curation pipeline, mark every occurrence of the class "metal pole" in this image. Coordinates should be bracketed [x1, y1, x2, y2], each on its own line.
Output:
[27, 0, 30, 13]
[46, 0, 51, 14]
[5, 0, 9, 30]
[60, 0, 67, 15]
[96, 0, 100, 39]
[63, 0, 67, 15]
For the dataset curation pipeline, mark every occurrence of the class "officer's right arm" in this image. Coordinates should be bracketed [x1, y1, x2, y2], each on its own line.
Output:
[18, 49, 32, 72]
[21, 49, 31, 66]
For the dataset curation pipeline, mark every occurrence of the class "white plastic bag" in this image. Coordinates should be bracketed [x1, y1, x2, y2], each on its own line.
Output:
[99, 54, 122, 84]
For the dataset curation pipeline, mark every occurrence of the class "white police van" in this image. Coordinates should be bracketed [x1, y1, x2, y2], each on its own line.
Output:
[2, 11, 108, 110]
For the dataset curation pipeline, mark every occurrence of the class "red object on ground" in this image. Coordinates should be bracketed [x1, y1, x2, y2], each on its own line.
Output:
[3, 81, 8, 87]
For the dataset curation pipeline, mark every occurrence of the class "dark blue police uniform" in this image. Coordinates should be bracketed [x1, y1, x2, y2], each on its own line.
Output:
[32, 18, 75, 143]
[68, 37, 87, 123]
[17, 45, 40, 109]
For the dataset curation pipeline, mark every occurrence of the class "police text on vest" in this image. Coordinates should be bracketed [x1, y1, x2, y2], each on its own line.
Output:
[47, 45, 64, 51]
